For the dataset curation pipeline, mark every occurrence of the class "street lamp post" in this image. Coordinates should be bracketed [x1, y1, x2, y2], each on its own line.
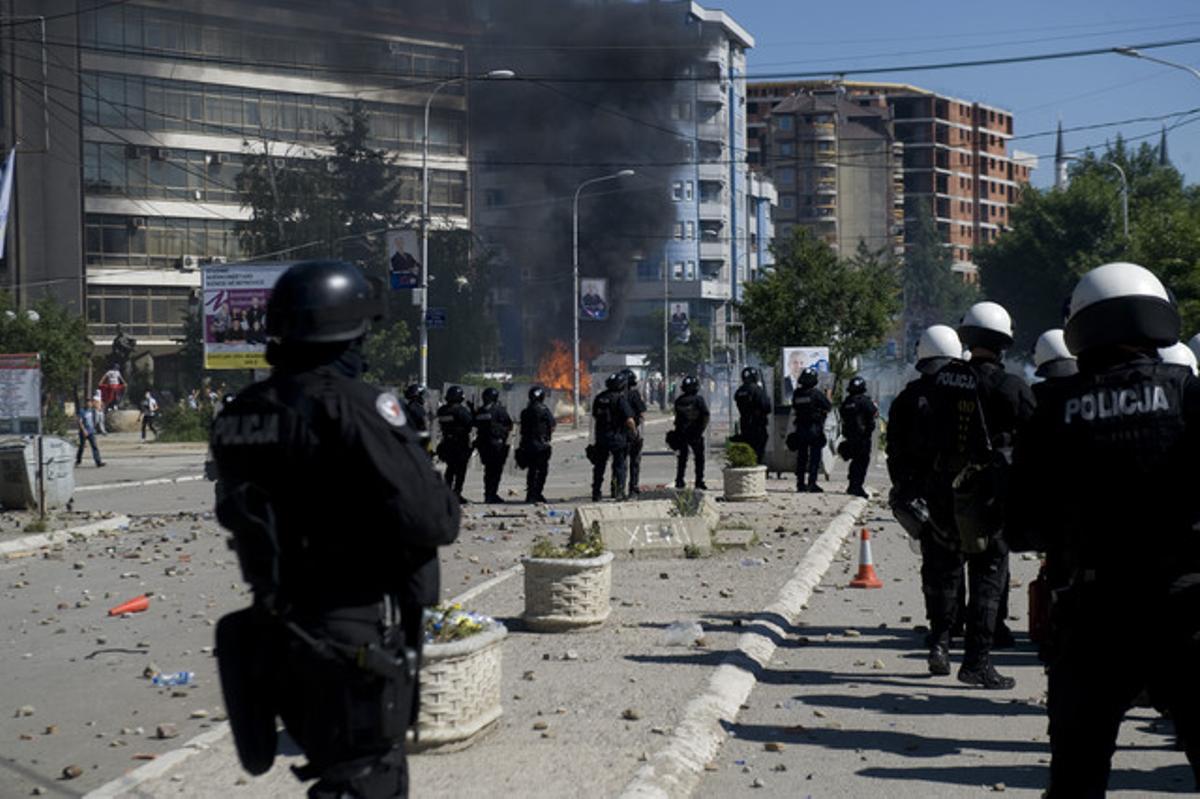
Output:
[1065, 155, 1129, 238]
[572, 169, 635, 429]
[420, 69, 514, 388]
[1114, 47, 1200, 83]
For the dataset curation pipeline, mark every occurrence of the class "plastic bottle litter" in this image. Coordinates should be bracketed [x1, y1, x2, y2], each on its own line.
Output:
[151, 671, 195, 687]
[740, 558, 765, 568]
[662, 621, 704, 646]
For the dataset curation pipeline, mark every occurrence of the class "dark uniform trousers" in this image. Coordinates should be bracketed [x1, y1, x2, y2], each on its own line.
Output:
[592, 442, 628, 499]
[844, 438, 871, 493]
[442, 444, 470, 495]
[675, 436, 705, 486]
[524, 446, 551, 500]
[477, 442, 507, 499]
[627, 434, 643, 494]
[744, 424, 768, 466]
[919, 531, 1008, 664]
[795, 434, 823, 488]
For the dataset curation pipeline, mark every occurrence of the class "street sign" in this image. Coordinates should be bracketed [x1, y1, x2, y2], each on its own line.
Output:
[425, 307, 447, 329]
[0, 353, 41, 435]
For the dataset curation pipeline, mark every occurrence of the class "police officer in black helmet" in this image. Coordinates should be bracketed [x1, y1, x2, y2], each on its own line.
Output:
[838, 376, 876, 498]
[789, 367, 831, 493]
[671, 375, 710, 489]
[590, 372, 636, 501]
[473, 387, 513, 504]
[1009, 262, 1200, 796]
[734, 366, 772, 464]
[518, 386, 556, 503]
[403, 384, 430, 453]
[436, 386, 473, 503]
[621, 368, 647, 496]
[209, 260, 460, 798]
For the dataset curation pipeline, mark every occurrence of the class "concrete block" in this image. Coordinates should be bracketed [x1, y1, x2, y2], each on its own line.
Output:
[570, 498, 718, 559]
[712, 528, 757, 550]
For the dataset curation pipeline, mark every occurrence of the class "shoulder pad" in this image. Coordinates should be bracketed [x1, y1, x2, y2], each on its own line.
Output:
[375, 392, 407, 428]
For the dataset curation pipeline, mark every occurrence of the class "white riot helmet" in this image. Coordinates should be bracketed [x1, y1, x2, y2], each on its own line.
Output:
[1064, 262, 1179, 355]
[958, 302, 1014, 352]
[1188, 333, 1200, 365]
[915, 325, 962, 375]
[1033, 329, 1078, 379]
[1158, 342, 1199, 376]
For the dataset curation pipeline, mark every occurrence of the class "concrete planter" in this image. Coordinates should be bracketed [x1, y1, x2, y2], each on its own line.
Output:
[411, 622, 507, 751]
[106, 409, 142, 433]
[522, 551, 614, 631]
[722, 465, 768, 502]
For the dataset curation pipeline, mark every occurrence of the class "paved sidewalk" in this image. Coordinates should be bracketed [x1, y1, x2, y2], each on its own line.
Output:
[696, 512, 1194, 798]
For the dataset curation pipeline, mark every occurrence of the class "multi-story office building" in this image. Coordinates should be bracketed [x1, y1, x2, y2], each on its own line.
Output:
[624, 3, 773, 350]
[764, 91, 904, 257]
[749, 79, 1033, 274]
[0, 0, 474, 383]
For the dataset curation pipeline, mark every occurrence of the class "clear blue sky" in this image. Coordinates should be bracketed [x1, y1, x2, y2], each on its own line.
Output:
[710, 0, 1200, 187]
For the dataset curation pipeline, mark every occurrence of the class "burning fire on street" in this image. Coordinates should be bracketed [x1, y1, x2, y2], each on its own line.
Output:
[536, 340, 591, 421]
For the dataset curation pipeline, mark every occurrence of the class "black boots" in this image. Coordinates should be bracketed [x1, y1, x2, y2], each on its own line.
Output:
[958, 661, 1016, 690]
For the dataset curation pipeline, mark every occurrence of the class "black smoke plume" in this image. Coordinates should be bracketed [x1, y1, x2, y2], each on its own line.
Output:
[470, 0, 708, 368]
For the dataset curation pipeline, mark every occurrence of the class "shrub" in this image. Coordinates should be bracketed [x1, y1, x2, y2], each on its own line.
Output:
[157, 403, 214, 442]
[724, 441, 758, 469]
[530, 527, 605, 559]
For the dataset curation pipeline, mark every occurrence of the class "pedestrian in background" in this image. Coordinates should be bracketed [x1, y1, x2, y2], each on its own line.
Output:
[75, 398, 105, 467]
[92, 389, 108, 435]
[140, 390, 160, 441]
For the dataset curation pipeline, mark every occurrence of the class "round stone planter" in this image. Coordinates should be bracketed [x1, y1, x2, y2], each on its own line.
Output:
[522, 551, 614, 632]
[723, 465, 768, 502]
[106, 409, 141, 433]
[410, 622, 507, 751]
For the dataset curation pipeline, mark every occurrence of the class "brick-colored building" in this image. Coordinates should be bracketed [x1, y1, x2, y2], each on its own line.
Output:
[749, 80, 1034, 276]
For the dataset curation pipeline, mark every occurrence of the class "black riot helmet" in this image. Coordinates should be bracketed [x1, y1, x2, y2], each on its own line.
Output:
[404, 383, 425, 401]
[620, 368, 639, 388]
[529, 385, 546, 403]
[605, 372, 627, 392]
[741, 366, 760, 385]
[445, 385, 465, 404]
[265, 261, 383, 344]
[681, 375, 700, 395]
[847, 376, 867, 395]
[799, 367, 819, 389]
[482, 387, 500, 404]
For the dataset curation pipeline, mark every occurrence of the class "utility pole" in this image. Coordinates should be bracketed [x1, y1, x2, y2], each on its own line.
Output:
[662, 255, 669, 411]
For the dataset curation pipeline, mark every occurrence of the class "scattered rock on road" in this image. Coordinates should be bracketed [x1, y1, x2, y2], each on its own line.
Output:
[61, 764, 83, 780]
[622, 708, 642, 721]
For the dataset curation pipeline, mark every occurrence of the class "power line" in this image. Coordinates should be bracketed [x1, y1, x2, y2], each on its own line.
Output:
[0, 0, 132, 28]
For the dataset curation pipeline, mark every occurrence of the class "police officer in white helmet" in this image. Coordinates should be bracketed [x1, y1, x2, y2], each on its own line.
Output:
[1009, 262, 1200, 795]
[1159, 341, 1199, 376]
[921, 303, 1034, 689]
[1033, 329, 1078, 381]
[887, 325, 970, 675]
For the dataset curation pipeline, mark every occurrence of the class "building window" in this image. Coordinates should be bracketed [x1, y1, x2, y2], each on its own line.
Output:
[85, 213, 244, 268]
[686, 221, 695, 240]
[673, 261, 685, 280]
[686, 261, 696, 280]
[86, 284, 194, 339]
[779, 142, 795, 157]
[777, 116, 793, 131]
[685, 181, 694, 201]
[781, 194, 795, 210]
[673, 222, 685, 240]
[672, 182, 684, 201]
[636, 260, 660, 282]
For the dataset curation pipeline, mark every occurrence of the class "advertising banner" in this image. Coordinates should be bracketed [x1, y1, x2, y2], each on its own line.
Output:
[580, 278, 609, 321]
[202, 264, 289, 370]
[387, 229, 420, 290]
[780, 346, 831, 398]
[669, 301, 691, 343]
[0, 353, 41, 435]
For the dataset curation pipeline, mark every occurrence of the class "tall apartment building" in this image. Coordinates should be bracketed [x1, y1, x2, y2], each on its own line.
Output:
[749, 80, 1033, 274]
[624, 3, 774, 350]
[0, 0, 474, 384]
[764, 91, 904, 257]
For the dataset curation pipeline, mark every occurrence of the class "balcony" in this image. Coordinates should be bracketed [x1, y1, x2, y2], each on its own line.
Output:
[698, 199, 727, 220]
[700, 239, 725, 261]
[697, 81, 726, 105]
[698, 162, 727, 183]
[815, 179, 837, 194]
[697, 120, 726, 142]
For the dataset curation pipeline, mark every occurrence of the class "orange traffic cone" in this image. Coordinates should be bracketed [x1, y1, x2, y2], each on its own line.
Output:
[108, 594, 150, 616]
[849, 528, 883, 589]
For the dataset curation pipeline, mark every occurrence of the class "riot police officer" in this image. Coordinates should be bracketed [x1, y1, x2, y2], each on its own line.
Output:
[590, 372, 636, 501]
[671, 374, 710, 489]
[403, 384, 430, 451]
[518, 386, 556, 503]
[887, 324, 967, 676]
[734, 366, 772, 464]
[838, 375, 877, 498]
[1009, 262, 1200, 796]
[789, 368, 831, 492]
[925, 301, 1033, 689]
[436, 386, 474, 503]
[1033, 329, 1078, 383]
[209, 260, 460, 798]
[473, 387, 513, 504]
[621, 368, 648, 496]
[1160, 341, 1199, 376]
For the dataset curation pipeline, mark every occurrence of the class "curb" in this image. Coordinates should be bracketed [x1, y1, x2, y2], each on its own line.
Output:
[553, 416, 669, 444]
[0, 515, 131, 558]
[618, 496, 869, 799]
[75, 474, 206, 493]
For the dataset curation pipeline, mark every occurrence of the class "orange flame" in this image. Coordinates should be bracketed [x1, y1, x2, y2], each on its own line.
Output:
[535, 340, 591, 397]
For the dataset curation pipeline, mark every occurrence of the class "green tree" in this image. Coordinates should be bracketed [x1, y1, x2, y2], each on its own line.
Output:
[739, 229, 900, 392]
[976, 137, 1198, 352]
[0, 293, 92, 411]
[903, 205, 978, 330]
[642, 317, 710, 378]
[364, 318, 416, 388]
